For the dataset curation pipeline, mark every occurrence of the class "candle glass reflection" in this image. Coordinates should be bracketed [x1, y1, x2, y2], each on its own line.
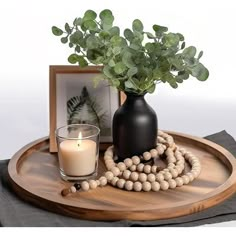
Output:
[56, 124, 100, 181]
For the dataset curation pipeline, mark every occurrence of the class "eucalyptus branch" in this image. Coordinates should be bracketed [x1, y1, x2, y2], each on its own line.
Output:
[52, 9, 209, 94]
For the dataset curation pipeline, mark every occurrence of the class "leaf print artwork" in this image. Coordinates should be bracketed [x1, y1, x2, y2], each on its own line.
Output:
[67, 86, 110, 136]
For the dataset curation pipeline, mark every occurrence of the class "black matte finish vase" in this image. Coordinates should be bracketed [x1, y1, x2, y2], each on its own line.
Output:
[112, 93, 157, 160]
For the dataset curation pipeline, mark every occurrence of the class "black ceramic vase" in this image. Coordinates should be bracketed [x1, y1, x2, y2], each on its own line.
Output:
[112, 93, 157, 161]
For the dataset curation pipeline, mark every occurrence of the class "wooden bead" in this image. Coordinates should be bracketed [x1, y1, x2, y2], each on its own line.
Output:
[168, 179, 177, 189]
[147, 173, 156, 182]
[158, 130, 164, 136]
[143, 152, 152, 161]
[117, 179, 125, 189]
[144, 165, 151, 174]
[151, 182, 160, 191]
[133, 181, 142, 192]
[175, 166, 183, 174]
[168, 163, 175, 168]
[138, 173, 147, 182]
[117, 162, 126, 172]
[125, 180, 133, 191]
[186, 172, 194, 182]
[160, 181, 169, 190]
[164, 172, 172, 181]
[104, 155, 113, 161]
[110, 167, 120, 177]
[89, 180, 97, 189]
[156, 146, 164, 155]
[105, 160, 115, 170]
[81, 181, 90, 191]
[151, 165, 158, 173]
[150, 149, 158, 158]
[165, 148, 174, 156]
[142, 182, 152, 192]
[105, 171, 114, 181]
[159, 170, 165, 175]
[130, 172, 139, 182]
[175, 177, 184, 187]
[104, 150, 113, 157]
[137, 163, 144, 172]
[179, 148, 187, 155]
[191, 170, 200, 178]
[156, 173, 164, 182]
[123, 170, 131, 179]
[182, 175, 190, 185]
[132, 156, 140, 165]
[157, 137, 165, 143]
[124, 158, 133, 168]
[129, 165, 137, 172]
[70, 186, 77, 193]
[111, 177, 119, 186]
[105, 159, 115, 166]
[167, 157, 176, 163]
[99, 176, 107, 186]
[170, 169, 178, 178]
[96, 180, 100, 186]
[163, 168, 169, 172]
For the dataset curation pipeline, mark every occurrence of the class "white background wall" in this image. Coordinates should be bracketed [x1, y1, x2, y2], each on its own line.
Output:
[0, 0, 236, 161]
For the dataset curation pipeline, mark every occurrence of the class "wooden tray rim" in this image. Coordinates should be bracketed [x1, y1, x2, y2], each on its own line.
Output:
[7, 131, 236, 220]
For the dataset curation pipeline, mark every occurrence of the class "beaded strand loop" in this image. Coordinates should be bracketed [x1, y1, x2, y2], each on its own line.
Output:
[62, 131, 201, 195]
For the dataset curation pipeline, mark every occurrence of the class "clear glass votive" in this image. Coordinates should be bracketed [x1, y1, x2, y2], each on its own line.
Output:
[56, 124, 100, 181]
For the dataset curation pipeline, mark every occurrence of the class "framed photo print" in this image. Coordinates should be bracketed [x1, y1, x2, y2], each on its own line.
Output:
[49, 65, 125, 152]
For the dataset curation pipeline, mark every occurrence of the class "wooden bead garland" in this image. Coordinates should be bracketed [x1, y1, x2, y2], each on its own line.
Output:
[61, 131, 202, 196]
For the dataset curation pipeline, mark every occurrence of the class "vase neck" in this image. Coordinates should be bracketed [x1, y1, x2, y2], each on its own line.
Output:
[124, 92, 146, 106]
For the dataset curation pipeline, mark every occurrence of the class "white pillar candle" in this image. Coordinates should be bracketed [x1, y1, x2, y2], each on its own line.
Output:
[59, 133, 97, 176]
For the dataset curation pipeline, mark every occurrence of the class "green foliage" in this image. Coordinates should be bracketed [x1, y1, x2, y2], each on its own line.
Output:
[52, 9, 209, 95]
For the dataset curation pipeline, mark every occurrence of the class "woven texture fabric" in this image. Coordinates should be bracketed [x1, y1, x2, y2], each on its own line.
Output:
[0, 130, 236, 227]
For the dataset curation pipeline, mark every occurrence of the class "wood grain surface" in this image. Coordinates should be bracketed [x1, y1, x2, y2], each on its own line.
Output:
[8, 131, 236, 221]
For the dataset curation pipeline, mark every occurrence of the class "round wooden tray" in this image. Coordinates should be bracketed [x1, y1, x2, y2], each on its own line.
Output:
[8, 131, 236, 221]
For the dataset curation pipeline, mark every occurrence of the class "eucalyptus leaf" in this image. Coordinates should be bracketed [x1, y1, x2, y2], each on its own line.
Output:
[111, 79, 120, 87]
[73, 18, 82, 26]
[68, 53, 79, 64]
[114, 62, 127, 74]
[112, 46, 121, 55]
[109, 26, 120, 36]
[147, 84, 156, 93]
[124, 29, 134, 41]
[69, 31, 83, 44]
[108, 59, 116, 67]
[65, 23, 71, 34]
[61, 37, 68, 44]
[83, 10, 97, 21]
[182, 46, 197, 58]
[75, 45, 81, 53]
[132, 19, 144, 32]
[127, 67, 138, 77]
[83, 20, 97, 30]
[190, 63, 209, 81]
[122, 51, 135, 68]
[198, 51, 204, 60]
[52, 26, 63, 36]
[77, 56, 88, 67]
[86, 35, 100, 49]
[103, 65, 114, 79]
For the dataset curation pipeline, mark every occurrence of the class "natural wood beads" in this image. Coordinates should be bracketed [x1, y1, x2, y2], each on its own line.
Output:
[61, 131, 202, 196]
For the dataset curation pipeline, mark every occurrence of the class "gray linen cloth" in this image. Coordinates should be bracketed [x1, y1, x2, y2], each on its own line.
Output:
[0, 130, 236, 227]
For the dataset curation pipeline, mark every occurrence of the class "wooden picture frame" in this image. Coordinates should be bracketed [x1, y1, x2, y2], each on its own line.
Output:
[49, 65, 126, 152]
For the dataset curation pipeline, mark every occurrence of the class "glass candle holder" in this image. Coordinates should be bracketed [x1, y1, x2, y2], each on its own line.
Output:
[56, 124, 100, 181]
